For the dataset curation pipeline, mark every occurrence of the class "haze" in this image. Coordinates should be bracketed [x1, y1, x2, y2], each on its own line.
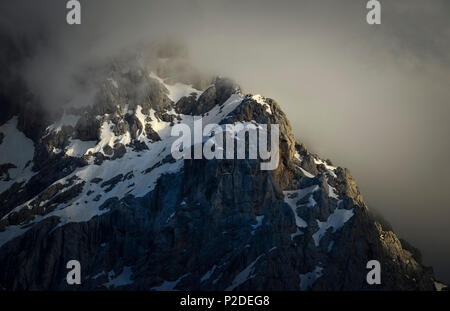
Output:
[1, 0, 449, 283]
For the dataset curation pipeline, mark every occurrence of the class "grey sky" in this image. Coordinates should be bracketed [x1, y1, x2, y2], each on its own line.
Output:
[1, 0, 449, 282]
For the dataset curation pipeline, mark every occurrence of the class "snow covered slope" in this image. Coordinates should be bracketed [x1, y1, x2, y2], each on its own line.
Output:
[0, 55, 441, 291]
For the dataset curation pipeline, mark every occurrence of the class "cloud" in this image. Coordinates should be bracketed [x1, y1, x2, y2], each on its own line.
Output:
[1, 0, 449, 282]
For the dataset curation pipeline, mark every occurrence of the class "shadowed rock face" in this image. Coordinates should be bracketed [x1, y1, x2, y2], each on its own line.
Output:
[175, 77, 241, 116]
[0, 54, 441, 291]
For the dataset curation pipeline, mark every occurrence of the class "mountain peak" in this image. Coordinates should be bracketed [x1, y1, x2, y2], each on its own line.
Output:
[0, 52, 443, 291]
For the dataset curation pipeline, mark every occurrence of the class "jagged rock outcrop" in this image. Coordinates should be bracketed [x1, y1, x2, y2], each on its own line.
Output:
[0, 53, 443, 291]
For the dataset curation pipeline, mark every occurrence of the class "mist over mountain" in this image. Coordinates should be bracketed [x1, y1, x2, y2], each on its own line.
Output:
[0, 47, 442, 290]
[0, 0, 449, 286]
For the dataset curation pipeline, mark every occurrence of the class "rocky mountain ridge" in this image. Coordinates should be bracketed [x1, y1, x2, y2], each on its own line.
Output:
[0, 54, 444, 291]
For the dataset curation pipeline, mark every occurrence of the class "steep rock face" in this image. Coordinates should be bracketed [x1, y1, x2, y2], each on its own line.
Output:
[176, 77, 241, 116]
[0, 56, 442, 291]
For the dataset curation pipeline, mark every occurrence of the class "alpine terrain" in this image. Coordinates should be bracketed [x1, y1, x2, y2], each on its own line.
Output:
[0, 45, 445, 291]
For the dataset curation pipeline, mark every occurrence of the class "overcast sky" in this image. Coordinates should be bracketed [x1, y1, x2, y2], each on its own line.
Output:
[1, 0, 449, 283]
